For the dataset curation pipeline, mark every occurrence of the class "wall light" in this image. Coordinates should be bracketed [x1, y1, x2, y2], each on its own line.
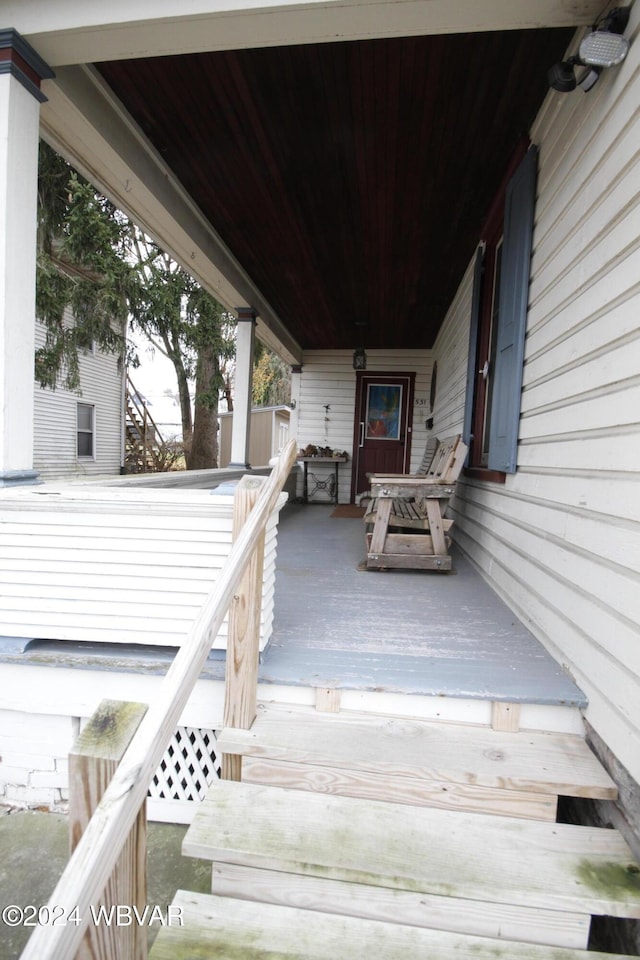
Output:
[353, 319, 367, 370]
[352, 347, 367, 370]
[548, 7, 630, 93]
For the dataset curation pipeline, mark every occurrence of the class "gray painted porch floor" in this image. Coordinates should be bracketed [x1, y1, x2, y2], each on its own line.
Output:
[0, 501, 585, 708]
[257, 504, 585, 706]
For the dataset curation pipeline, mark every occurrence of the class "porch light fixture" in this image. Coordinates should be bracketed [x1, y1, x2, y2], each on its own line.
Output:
[548, 7, 630, 93]
[353, 318, 367, 370]
[352, 346, 367, 370]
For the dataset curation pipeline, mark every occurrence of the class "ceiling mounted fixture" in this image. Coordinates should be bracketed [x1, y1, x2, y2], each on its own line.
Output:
[352, 346, 367, 370]
[353, 320, 367, 370]
[548, 7, 630, 93]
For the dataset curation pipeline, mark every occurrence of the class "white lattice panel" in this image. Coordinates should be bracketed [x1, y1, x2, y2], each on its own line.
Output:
[149, 727, 220, 803]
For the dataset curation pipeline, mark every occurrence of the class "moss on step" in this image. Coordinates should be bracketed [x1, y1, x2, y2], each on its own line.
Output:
[576, 859, 640, 901]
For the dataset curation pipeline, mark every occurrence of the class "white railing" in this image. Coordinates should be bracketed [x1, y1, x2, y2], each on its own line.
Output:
[20, 439, 298, 960]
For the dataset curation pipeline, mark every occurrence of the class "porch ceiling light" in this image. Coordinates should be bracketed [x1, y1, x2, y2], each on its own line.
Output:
[548, 7, 630, 93]
[353, 346, 367, 370]
[353, 319, 367, 370]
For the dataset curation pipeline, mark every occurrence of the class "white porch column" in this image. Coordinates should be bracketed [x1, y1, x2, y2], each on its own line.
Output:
[229, 307, 257, 467]
[0, 30, 53, 486]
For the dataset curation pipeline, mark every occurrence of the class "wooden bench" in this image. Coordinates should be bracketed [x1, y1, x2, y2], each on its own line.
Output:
[363, 435, 468, 571]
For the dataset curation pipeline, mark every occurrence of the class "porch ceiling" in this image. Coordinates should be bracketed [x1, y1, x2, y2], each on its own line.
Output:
[96, 28, 573, 351]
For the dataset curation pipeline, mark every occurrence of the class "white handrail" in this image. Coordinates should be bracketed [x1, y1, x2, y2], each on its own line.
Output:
[20, 439, 298, 960]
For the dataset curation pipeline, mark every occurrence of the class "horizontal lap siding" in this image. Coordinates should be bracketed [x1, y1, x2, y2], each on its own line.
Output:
[297, 350, 432, 502]
[431, 258, 475, 440]
[33, 313, 124, 481]
[433, 15, 640, 782]
[0, 492, 284, 651]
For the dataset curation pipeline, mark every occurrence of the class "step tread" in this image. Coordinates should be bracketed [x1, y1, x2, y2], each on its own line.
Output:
[148, 891, 637, 960]
[184, 779, 640, 919]
[240, 754, 559, 820]
[216, 703, 617, 799]
[211, 862, 591, 948]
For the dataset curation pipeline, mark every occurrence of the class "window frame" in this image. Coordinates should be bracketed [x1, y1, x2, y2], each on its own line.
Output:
[76, 402, 96, 460]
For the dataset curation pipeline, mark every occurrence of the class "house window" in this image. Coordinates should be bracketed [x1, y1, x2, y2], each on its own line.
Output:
[463, 145, 538, 477]
[77, 402, 95, 458]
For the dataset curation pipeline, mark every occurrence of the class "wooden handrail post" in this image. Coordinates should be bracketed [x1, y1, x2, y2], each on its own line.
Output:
[69, 700, 148, 960]
[222, 475, 267, 780]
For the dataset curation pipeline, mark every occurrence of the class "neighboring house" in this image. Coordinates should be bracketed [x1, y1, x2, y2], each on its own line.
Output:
[218, 405, 290, 468]
[33, 308, 125, 481]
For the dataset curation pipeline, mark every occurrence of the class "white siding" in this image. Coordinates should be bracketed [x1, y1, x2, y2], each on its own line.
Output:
[0, 487, 286, 652]
[432, 15, 640, 783]
[33, 311, 124, 481]
[297, 350, 433, 503]
[431, 258, 475, 439]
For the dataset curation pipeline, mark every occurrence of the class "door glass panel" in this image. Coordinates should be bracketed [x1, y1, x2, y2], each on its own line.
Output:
[365, 384, 402, 440]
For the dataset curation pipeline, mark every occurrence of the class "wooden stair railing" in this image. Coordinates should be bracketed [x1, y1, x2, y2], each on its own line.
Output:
[19, 439, 298, 960]
[125, 373, 168, 473]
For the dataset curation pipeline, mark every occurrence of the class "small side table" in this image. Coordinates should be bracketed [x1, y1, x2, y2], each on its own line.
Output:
[298, 456, 348, 504]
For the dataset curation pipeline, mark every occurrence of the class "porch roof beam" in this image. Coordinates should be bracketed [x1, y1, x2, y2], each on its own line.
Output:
[40, 65, 302, 365]
[8, 0, 604, 67]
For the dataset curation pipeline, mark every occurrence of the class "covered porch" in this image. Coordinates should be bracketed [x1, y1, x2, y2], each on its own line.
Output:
[0, 486, 585, 734]
[11, 454, 637, 960]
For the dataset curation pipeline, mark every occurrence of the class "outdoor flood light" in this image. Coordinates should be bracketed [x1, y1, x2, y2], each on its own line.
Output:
[548, 7, 630, 93]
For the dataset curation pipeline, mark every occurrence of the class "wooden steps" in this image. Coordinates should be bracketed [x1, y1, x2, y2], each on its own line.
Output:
[151, 707, 640, 956]
[183, 778, 640, 946]
[216, 703, 617, 820]
[148, 891, 639, 960]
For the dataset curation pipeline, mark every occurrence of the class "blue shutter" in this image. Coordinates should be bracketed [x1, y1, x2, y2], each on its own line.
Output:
[462, 245, 484, 448]
[487, 145, 538, 474]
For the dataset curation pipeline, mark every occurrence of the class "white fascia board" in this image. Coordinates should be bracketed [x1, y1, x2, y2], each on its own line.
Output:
[9, 0, 602, 67]
[40, 65, 302, 365]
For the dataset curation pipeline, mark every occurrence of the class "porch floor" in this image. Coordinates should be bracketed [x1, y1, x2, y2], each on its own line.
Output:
[257, 504, 585, 707]
[0, 498, 585, 710]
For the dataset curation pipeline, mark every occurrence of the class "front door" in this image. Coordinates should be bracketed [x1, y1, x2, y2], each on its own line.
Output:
[351, 372, 415, 499]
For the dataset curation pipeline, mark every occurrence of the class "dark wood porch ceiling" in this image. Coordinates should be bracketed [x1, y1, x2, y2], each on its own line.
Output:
[97, 28, 572, 352]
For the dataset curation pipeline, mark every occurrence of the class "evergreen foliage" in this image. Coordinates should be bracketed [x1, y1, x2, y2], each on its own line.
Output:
[35, 141, 235, 469]
[36, 144, 131, 391]
[252, 344, 291, 408]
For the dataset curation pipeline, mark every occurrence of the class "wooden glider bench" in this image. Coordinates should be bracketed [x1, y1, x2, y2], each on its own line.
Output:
[363, 434, 468, 571]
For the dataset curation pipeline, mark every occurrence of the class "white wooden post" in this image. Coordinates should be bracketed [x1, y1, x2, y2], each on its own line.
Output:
[229, 308, 256, 467]
[0, 31, 53, 486]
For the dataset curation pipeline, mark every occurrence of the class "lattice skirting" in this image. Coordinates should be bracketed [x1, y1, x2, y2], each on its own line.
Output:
[148, 726, 221, 824]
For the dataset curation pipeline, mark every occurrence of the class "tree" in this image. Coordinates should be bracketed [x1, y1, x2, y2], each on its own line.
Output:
[252, 344, 291, 408]
[36, 144, 131, 392]
[36, 141, 235, 469]
[129, 243, 236, 469]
